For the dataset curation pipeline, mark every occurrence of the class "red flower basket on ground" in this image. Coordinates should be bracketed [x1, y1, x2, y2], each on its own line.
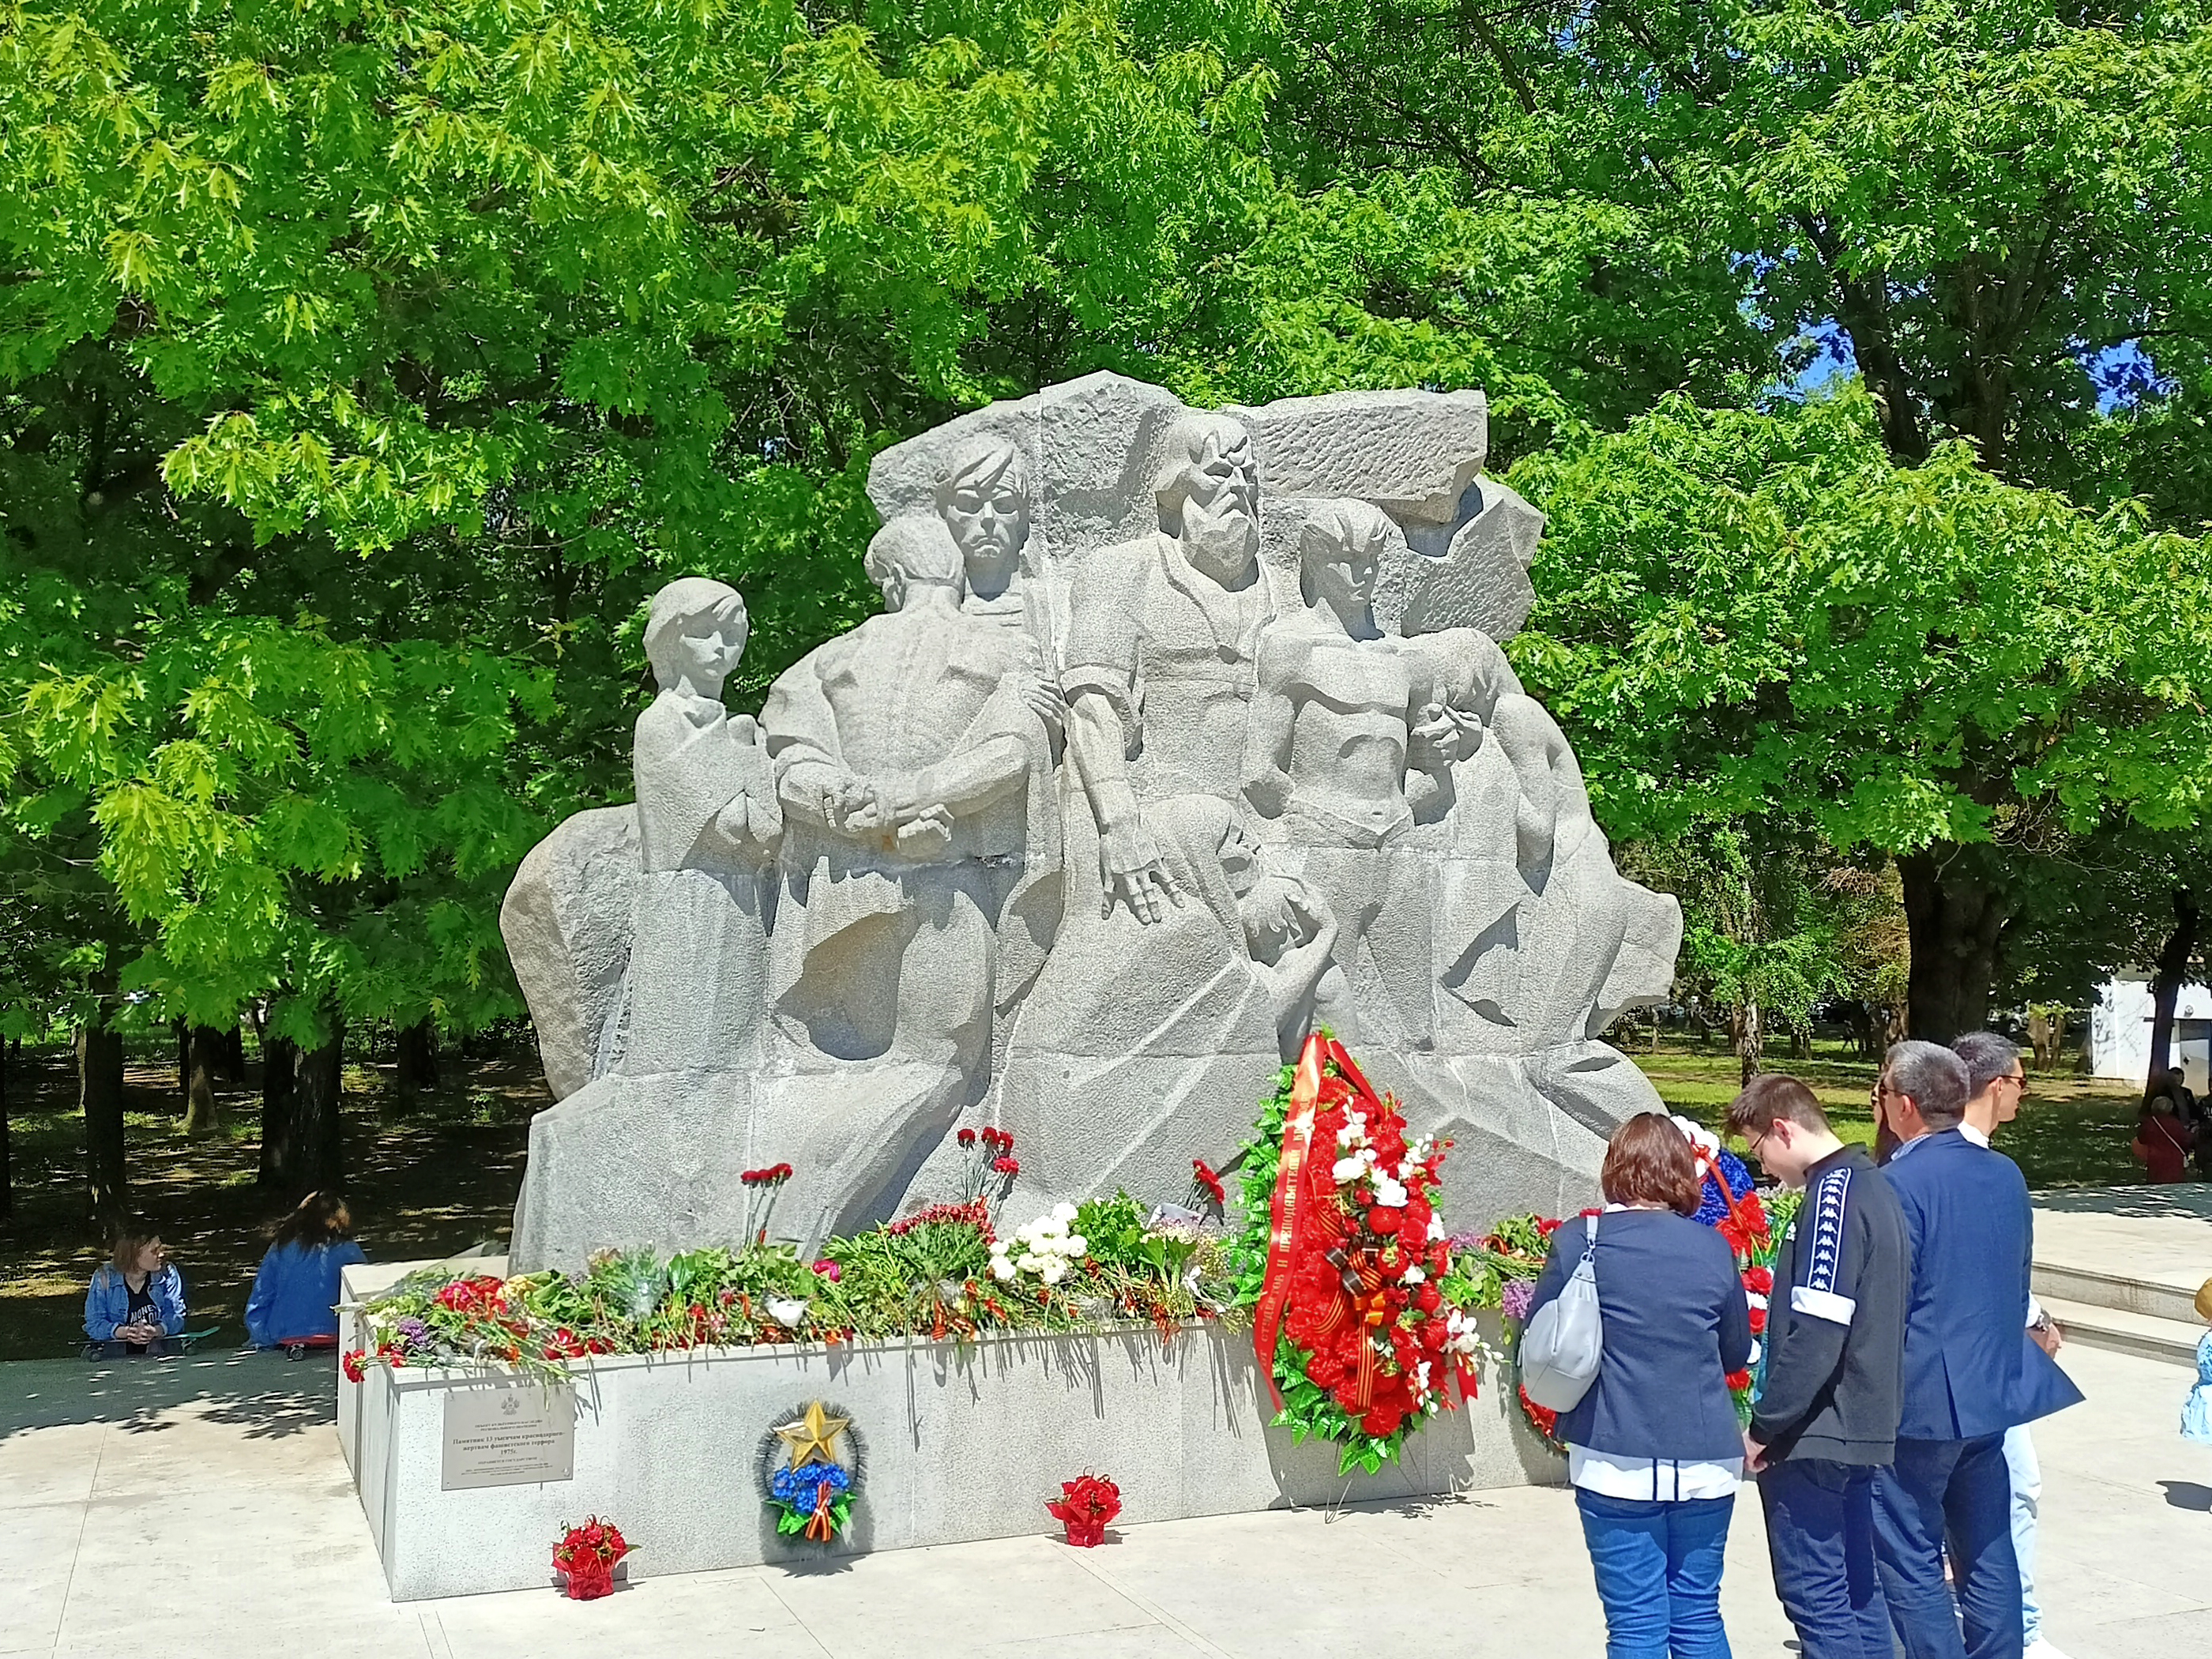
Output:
[552, 1516, 630, 1600]
[1046, 1474, 1122, 1547]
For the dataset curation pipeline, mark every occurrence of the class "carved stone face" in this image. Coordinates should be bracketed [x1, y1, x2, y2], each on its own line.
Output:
[1311, 533, 1381, 615]
[1179, 448, 1259, 580]
[939, 446, 1030, 600]
[677, 608, 749, 699]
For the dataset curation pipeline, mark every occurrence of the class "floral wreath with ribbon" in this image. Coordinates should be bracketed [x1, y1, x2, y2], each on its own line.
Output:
[1236, 1033, 1485, 1476]
[756, 1401, 866, 1544]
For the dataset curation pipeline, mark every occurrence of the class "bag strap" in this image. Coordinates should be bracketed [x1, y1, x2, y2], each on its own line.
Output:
[1578, 1211, 1599, 1264]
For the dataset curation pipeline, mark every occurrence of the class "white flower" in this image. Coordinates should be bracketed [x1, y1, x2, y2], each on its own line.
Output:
[1671, 1113, 1720, 1157]
[1397, 1160, 1417, 1181]
[766, 1296, 809, 1330]
[1052, 1202, 1078, 1226]
[1746, 1291, 1768, 1311]
[1416, 1360, 1432, 1394]
[1331, 1154, 1366, 1183]
[1371, 1176, 1408, 1209]
[1427, 1214, 1447, 1242]
[1402, 1266, 1426, 1285]
[1746, 1339, 1762, 1367]
[991, 1258, 1018, 1282]
[1066, 1236, 1087, 1257]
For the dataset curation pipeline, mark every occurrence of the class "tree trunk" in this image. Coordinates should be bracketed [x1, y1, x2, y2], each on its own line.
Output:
[182, 1024, 223, 1137]
[258, 1033, 298, 1191]
[1732, 995, 1763, 1088]
[81, 1018, 126, 1229]
[219, 1023, 245, 1082]
[173, 1017, 190, 1110]
[2146, 888, 2202, 1100]
[395, 1018, 439, 1102]
[1898, 848, 2011, 1042]
[289, 1010, 345, 1198]
[0, 1037, 12, 1223]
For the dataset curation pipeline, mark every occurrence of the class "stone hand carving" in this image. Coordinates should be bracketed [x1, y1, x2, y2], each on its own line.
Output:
[501, 373, 1683, 1272]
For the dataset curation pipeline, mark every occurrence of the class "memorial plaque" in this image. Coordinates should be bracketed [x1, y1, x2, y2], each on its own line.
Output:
[441, 1384, 576, 1491]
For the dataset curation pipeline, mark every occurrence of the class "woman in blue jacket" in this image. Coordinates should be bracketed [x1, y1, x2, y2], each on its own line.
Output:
[246, 1191, 366, 1352]
[85, 1232, 188, 1356]
[1528, 1113, 1754, 1659]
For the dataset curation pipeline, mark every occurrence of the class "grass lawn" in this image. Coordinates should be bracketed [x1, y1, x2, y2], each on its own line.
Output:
[1629, 1036, 2152, 1188]
[0, 1031, 2156, 1362]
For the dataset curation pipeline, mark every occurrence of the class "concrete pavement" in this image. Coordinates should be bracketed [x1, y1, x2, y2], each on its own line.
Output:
[2, 1338, 2208, 1657]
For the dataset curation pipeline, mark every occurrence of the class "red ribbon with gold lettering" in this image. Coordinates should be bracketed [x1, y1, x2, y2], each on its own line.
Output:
[1254, 1033, 1329, 1407]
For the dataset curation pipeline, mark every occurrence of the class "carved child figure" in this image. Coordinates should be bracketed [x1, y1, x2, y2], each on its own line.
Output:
[605, 577, 781, 1074]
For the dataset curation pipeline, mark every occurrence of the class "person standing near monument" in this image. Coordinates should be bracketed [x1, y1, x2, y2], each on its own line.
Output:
[1872, 1040, 2082, 1659]
[1527, 1112, 1753, 1659]
[1725, 1073, 1909, 1659]
[1061, 412, 1268, 924]
[1951, 1031, 2068, 1659]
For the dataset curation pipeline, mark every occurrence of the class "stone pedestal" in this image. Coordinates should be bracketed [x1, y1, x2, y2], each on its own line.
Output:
[340, 1262, 1559, 1601]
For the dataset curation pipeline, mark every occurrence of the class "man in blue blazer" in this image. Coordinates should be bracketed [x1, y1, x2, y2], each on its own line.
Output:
[1873, 1040, 2084, 1659]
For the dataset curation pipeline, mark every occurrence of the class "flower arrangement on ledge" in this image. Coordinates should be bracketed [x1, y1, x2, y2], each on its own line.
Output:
[345, 1176, 1242, 1382]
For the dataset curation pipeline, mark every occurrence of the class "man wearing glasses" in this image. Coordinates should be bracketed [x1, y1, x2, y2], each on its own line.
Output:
[1872, 1039, 2082, 1659]
[1952, 1032, 2066, 1659]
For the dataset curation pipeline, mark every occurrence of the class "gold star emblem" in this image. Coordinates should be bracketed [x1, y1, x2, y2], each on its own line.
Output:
[773, 1401, 849, 1469]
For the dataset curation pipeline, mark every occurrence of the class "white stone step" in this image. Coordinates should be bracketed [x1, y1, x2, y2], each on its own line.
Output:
[2037, 1293, 2203, 1369]
[2033, 1260, 2202, 1324]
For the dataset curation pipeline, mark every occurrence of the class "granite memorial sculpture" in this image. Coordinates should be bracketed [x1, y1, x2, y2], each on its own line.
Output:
[502, 372, 1683, 1272]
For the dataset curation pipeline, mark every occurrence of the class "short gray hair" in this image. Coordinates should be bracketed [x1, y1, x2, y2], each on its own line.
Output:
[1949, 1032, 2019, 1096]
[1884, 1040, 1970, 1130]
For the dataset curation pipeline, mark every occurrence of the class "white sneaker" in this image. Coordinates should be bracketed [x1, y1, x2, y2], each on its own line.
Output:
[2026, 1639, 2069, 1659]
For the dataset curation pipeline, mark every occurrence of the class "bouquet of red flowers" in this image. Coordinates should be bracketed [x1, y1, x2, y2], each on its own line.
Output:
[1046, 1473, 1122, 1547]
[552, 1516, 631, 1601]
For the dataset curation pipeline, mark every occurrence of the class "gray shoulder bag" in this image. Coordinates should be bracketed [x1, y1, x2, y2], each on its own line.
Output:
[1520, 1213, 1604, 1412]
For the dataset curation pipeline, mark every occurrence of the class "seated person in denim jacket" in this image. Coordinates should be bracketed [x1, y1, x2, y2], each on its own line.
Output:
[85, 1232, 187, 1357]
[246, 1191, 366, 1352]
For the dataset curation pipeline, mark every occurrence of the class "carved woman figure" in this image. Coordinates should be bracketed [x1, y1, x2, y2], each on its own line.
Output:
[604, 577, 782, 1074]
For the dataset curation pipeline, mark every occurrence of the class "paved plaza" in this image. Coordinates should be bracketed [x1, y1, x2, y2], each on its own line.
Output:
[4, 1335, 2209, 1658]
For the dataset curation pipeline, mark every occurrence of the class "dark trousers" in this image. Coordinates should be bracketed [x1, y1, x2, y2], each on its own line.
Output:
[1872, 1434, 2022, 1659]
[1758, 1458, 1893, 1659]
[1574, 1489, 1736, 1659]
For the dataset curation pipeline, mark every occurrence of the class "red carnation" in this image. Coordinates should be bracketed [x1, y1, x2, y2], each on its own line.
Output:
[341, 1349, 366, 1383]
[992, 1155, 1020, 1176]
[1367, 1206, 1401, 1235]
[958, 1128, 977, 1147]
[1748, 1307, 1767, 1334]
[1745, 1267, 1774, 1294]
[1725, 1369, 1752, 1392]
[1192, 1159, 1227, 1207]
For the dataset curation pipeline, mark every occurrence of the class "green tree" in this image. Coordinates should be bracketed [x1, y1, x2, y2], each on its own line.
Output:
[1510, 389, 2212, 1040]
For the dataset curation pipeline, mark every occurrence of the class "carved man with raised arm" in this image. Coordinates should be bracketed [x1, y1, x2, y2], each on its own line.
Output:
[1059, 413, 1269, 923]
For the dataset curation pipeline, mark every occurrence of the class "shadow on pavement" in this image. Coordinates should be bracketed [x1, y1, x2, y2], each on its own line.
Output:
[2032, 1183, 2212, 1219]
[0, 1349, 337, 1441]
[2157, 1478, 2212, 1511]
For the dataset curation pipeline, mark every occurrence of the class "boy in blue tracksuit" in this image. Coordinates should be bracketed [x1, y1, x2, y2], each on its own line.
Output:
[1729, 1073, 1911, 1659]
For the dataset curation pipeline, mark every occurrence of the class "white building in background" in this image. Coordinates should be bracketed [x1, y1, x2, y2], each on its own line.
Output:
[2090, 976, 2212, 1093]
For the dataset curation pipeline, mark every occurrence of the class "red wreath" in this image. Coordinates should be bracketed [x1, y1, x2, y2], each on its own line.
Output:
[1255, 1036, 1471, 1446]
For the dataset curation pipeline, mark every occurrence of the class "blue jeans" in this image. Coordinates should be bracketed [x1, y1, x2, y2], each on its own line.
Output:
[1574, 1488, 1736, 1659]
[1757, 1459, 1892, 1659]
[1873, 1435, 2022, 1659]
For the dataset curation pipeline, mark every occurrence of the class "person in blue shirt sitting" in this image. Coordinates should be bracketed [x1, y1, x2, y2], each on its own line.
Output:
[246, 1191, 367, 1355]
[84, 1231, 188, 1358]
